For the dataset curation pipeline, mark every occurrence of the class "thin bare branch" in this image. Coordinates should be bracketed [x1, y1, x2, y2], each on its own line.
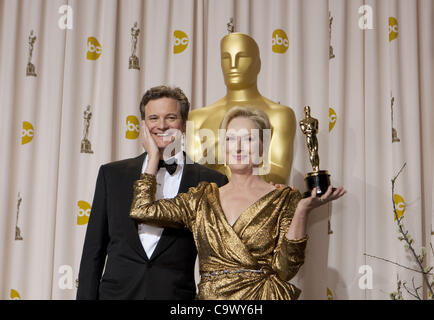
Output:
[391, 162, 407, 184]
[390, 163, 434, 298]
[402, 282, 420, 300]
[412, 278, 422, 300]
[363, 253, 434, 275]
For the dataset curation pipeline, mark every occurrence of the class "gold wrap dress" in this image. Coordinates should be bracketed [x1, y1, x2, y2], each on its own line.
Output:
[130, 173, 308, 300]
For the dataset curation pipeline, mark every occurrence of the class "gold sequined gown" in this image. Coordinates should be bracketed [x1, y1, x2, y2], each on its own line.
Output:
[130, 173, 307, 300]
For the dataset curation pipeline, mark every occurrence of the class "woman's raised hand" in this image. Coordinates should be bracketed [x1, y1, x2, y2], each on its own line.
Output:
[297, 186, 346, 212]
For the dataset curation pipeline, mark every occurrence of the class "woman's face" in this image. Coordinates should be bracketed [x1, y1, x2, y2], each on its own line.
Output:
[224, 117, 263, 173]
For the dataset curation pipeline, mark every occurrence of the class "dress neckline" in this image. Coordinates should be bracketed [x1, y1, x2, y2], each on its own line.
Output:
[212, 183, 283, 228]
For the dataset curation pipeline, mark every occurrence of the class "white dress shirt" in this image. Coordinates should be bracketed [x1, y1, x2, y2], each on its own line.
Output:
[138, 152, 184, 258]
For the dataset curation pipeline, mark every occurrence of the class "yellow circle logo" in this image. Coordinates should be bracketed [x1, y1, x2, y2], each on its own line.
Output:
[10, 289, 21, 300]
[272, 29, 289, 54]
[77, 200, 91, 225]
[389, 17, 398, 42]
[22, 121, 34, 145]
[329, 108, 337, 132]
[173, 30, 189, 54]
[393, 194, 405, 220]
[87, 37, 102, 60]
[126, 115, 140, 140]
[326, 287, 333, 300]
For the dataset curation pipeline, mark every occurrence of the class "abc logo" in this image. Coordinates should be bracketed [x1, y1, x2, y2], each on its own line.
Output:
[10, 289, 21, 300]
[126, 115, 140, 140]
[272, 29, 289, 54]
[173, 30, 189, 54]
[326, 288, 333, 300]
[77, 200, 91, 225]
[389, 17, 398, 42]
[22, 121, 34, 145]
[393, 194, 405, 220]
[329, 108, 337, 132]
[87, 37, 102, 60]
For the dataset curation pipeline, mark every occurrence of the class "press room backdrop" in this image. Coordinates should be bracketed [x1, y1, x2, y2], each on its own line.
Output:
[0, 0, 432, 300]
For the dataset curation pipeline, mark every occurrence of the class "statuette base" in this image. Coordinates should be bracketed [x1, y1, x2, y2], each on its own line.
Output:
[304, 170, 335, 198]
[129, 55, 140, 70]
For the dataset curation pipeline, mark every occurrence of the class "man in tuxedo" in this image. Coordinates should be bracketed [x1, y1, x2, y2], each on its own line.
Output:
[77, 85, 228, 299]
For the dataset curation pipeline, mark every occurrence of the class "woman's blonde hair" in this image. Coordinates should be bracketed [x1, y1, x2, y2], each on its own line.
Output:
[219, 106, 272, 142]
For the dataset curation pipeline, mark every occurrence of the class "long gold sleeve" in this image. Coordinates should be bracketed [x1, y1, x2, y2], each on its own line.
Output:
[129, 173, 206, 230]
[272, 190, 308, 281]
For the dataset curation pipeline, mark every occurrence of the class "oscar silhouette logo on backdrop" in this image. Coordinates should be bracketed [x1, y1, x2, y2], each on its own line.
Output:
[187, 32, 296, 184]
[80, 105, 93, 154]
[272, 29, 289, 54]
[87, 37, 102, 60]
[77, 200, 91, 225]
[329, 12, 335, 60]
[173, 30, 189, 54]
[125, 115, 140, 139]
[15, 192, 23, 241]
[22, 121, 34, 145]
[26, 30, 37, 77]
[390, 94, 400, 143]
[129, 22, 140, 70]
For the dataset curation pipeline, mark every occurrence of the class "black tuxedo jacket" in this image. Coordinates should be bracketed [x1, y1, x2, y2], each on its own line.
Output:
[76, 153, 228, 300]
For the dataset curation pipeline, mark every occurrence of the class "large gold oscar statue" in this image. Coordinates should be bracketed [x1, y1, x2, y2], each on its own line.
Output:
[187, 32, 296, 184]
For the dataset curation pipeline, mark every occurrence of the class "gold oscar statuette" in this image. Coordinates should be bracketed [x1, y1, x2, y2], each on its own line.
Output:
[299, 106, 334, 197]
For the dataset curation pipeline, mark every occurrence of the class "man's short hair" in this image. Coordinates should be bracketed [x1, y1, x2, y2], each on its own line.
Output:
[139, 85, 190, 123]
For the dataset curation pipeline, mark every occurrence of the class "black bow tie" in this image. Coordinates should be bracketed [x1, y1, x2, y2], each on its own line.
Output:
[158, 160, 178, 175]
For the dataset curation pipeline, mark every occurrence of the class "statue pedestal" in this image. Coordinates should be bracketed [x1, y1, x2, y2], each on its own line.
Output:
[129, 55, 140, 70]
[304, 170, 335, 198]
[26, 63, 36, 77]
[81, 139, 93, 154]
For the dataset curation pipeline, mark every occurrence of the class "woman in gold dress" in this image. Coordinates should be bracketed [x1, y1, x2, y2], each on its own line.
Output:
[130, 107, 345, 300]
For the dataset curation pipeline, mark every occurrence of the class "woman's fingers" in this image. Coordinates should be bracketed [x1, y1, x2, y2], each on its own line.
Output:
[318, 185, 333, 202]
[336, 188, 347, 199]
[330, 187, 345, 200]
[310, 187, 317, 198]
[316, 186, 347, 204]
[324, 186, 346, 202]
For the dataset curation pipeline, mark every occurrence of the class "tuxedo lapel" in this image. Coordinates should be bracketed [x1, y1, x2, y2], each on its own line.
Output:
[150, 155, 199, 261]
[125, 152, 150, 261]
[177, 155, 200, 193]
